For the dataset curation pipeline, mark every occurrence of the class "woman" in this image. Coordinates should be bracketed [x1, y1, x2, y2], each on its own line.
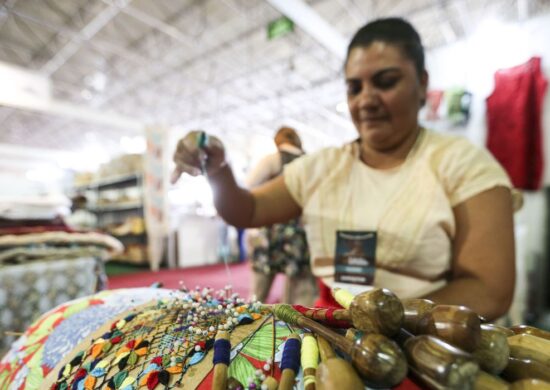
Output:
[172, 18, 515, 320]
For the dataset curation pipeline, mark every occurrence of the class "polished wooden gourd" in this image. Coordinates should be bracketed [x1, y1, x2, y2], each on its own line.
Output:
[510, 325, 550, 342]
[401, 298, 437, 335]
[472, 324, 510, 374]
[507, 334, 550, 365]
[416, 304, 482, 352]
[403, 334, 479, 389]
[474, 371, 511, 390]
[502, 357, 550, 383]
[510, 379, 550, 390]
[332, 287, 404, 337]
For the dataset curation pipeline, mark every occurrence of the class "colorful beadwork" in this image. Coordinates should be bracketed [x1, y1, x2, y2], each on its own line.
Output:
[47, 287, 269, 390]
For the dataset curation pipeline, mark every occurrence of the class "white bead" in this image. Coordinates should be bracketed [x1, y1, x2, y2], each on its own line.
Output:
[195, 328, 202, 335]
[209, 326, 215, 332]
[263, 364, 270, 371]
[261, 385, 268, 390]
[260, 374, 266, 381]
[255, 369, 262, 377]
[195, 345, 201, 351]
[188, 326, 194, 332]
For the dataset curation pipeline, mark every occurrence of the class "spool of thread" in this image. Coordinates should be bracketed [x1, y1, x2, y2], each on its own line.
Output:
[279, 334, 301, 390]
[212, 331, 231, 390]
[301, 333, 319, 390]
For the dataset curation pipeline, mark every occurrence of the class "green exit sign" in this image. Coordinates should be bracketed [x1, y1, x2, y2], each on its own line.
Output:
[267, 16, 294, 39]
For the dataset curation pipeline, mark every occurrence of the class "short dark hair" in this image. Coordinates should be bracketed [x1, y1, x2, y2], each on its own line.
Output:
[275, 126, 302, 149]
[346, 17, 425, 77]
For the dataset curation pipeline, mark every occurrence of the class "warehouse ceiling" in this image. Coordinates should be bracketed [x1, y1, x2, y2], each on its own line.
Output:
[1, 0, 549, 171]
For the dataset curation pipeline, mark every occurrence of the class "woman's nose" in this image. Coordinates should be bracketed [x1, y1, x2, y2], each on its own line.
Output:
[357, 86, 379, 108]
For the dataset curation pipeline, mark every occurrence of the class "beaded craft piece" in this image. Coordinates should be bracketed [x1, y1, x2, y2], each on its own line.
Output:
[0, 288, 173, 390]
[44, 287, 268, 390]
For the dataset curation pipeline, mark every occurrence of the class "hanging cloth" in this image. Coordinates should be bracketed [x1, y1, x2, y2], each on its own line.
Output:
[486, 57, 548, 190]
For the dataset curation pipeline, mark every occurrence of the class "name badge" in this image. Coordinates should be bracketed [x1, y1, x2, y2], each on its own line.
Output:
[334, 230, 376, 286]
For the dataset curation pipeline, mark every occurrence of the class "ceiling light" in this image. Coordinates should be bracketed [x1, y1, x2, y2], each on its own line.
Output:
[120, 136, 146, 154]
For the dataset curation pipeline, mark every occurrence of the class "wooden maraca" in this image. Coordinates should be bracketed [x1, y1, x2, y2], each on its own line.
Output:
[510, 325, 550, 341]
[472, 324, 511, 374]
[272, 303, 408, 387]
[212, 330, 230, 390]
[279, 333, 301, 390]
[510, 379, 550, 390]
[501, 357, 550, 383]
[301, 333, 319, 390]
[415, 304, 482, 352]
[474, 371, 510, 390]
[507, 334, 550, 365]
[402, 333, 479, 389]
[401, 298, 437, 334]
[332, 287, 404, 336]
[315, 335, 363, 390]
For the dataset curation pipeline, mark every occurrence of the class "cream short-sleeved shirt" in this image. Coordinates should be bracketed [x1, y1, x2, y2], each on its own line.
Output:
[284, 129, 512, 299]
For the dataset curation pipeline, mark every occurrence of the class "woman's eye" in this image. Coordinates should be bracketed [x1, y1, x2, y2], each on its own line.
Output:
[347, 82, 361, 96]
[375, 77, 399, 89]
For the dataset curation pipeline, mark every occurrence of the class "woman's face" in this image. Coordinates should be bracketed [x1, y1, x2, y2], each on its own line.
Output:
[345, 42, 427, 152]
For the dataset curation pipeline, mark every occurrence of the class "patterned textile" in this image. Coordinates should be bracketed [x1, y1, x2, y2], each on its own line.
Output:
[44, 289, 269, 390]
[0, 288, 173, 390]
[0, 246, 109, 265]
[251, 220, 310, 277]
[0, 232, 123, 256]
[0, 258, 105, 352]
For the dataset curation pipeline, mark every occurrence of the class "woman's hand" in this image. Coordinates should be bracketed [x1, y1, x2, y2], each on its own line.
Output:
[171, 130, 226, 183]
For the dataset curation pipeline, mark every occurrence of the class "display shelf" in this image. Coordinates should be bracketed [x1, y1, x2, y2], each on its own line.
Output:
[75, 173, 141, 191]
[90, 202, 143, 213]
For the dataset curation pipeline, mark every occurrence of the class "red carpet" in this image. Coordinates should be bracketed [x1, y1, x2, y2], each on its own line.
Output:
[107, 262, 285, 303]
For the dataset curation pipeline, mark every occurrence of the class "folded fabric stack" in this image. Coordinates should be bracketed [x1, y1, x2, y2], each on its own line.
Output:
[0, 231, 123, 265]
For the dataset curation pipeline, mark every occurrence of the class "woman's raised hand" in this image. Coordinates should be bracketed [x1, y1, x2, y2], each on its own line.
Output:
[171, 130, 226, 183]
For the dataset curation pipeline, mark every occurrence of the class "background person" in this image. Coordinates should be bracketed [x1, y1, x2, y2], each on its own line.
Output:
[245, 126, 317, 305]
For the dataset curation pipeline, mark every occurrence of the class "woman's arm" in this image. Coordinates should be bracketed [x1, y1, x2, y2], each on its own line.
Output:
[209, 169, 301, 228]
[424, 186, 516, 320]
[173, 131, 302, 228]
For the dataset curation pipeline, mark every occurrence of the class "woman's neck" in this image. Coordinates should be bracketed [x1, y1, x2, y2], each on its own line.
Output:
[358, 127, 421, 169]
